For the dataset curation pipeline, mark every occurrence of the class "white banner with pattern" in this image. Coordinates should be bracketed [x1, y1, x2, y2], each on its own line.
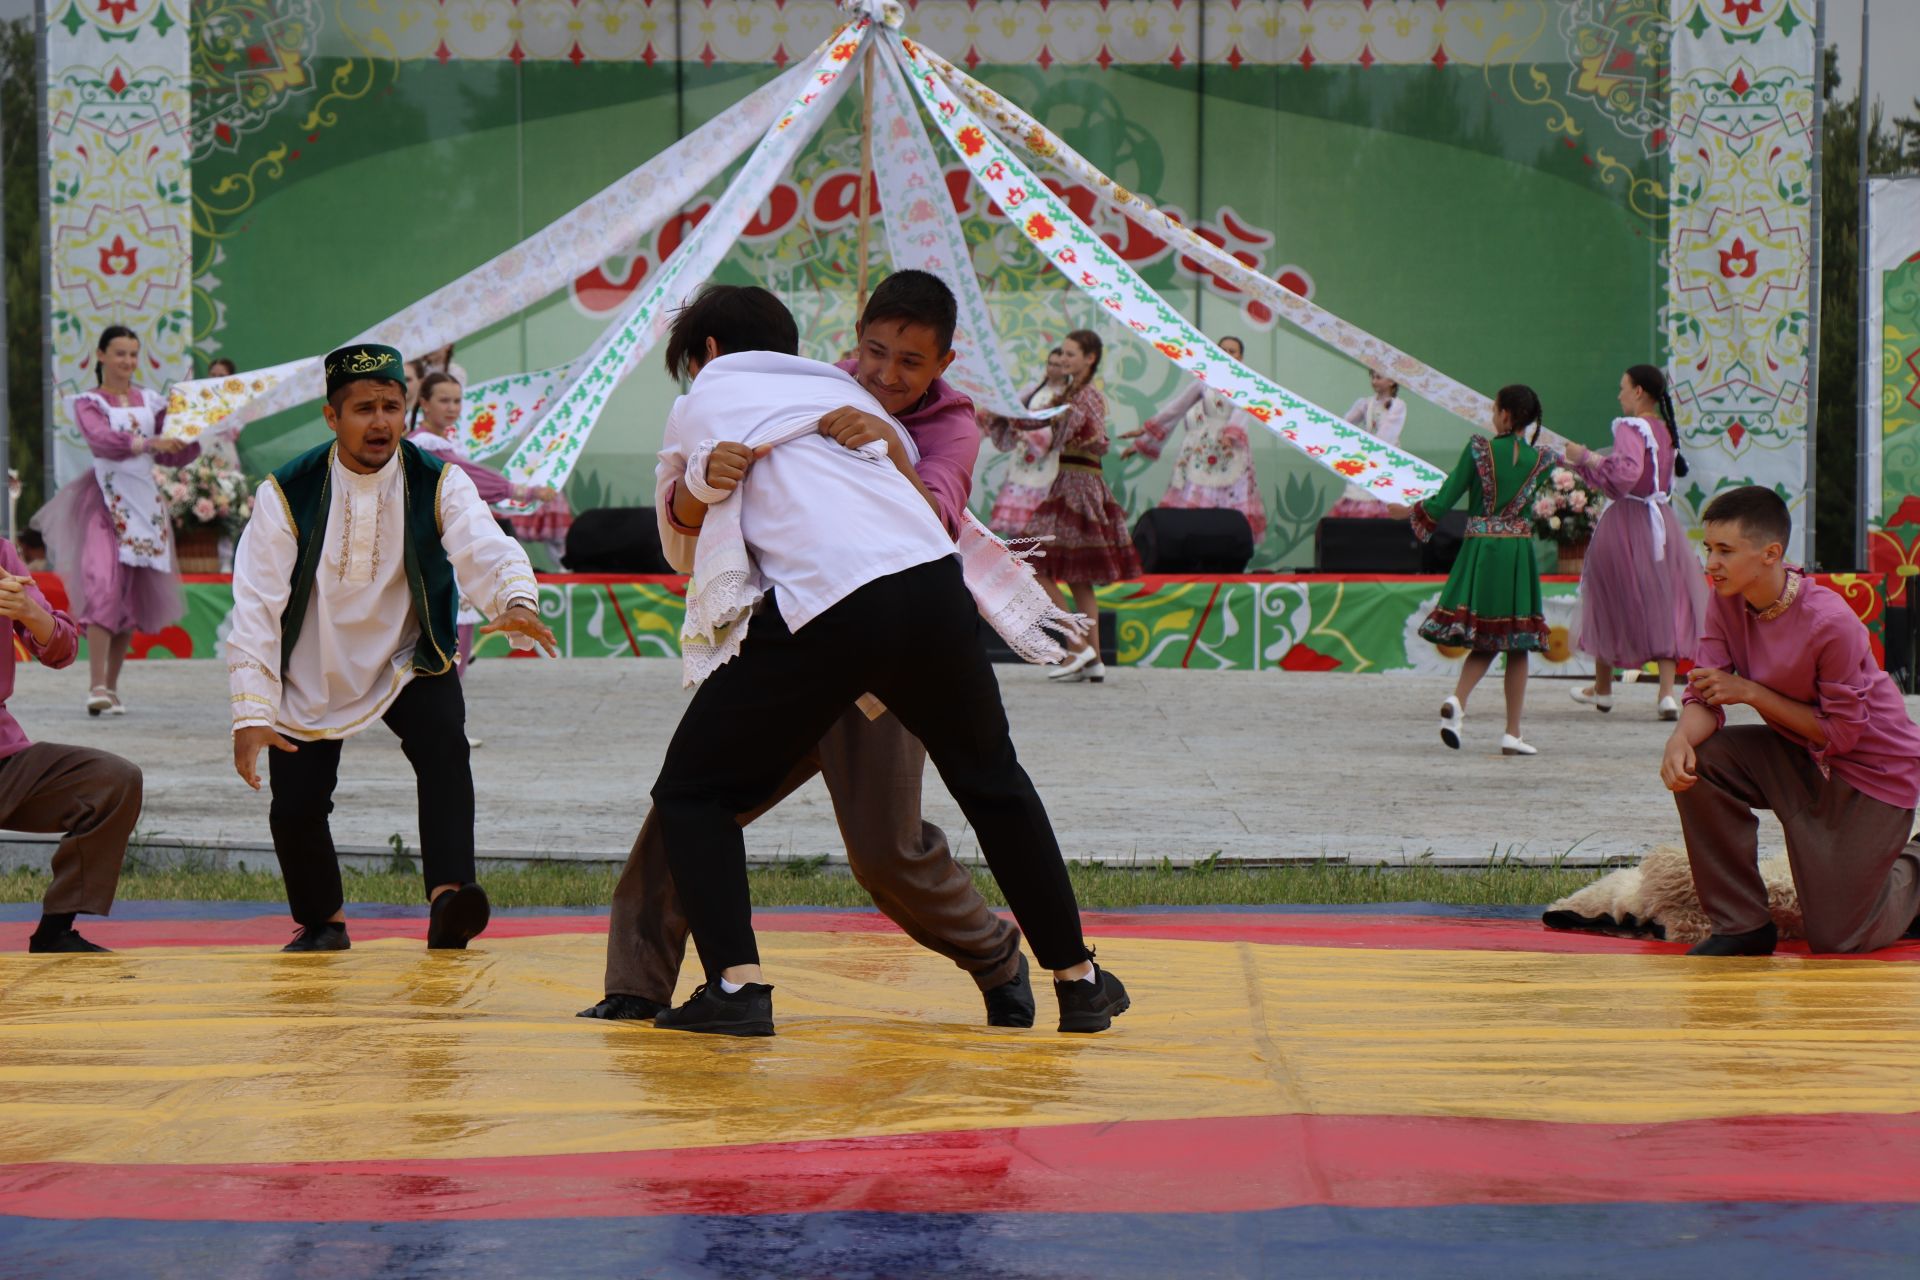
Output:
[891, 33, 1446, 500]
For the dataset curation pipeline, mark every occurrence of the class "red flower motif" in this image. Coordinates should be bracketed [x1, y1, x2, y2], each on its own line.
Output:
[1101, 296, 1123, 311]
[957, 125, 987, 157]
[831, 42, 858, 62]
[1722, 0, 1764, 25]
[1129, 320, 1150, 332]
[1332, 459, 1367, 477]
[984, 161, 1007, 182]
[1248, 407, 1274, 423]
[98, 0, 139, 23]
[1054, 247, 1078, 264]
[1718, 236, 1758, 279]
[1025, 212, 1056, 240]
[1079, 271, 1100, 287]
[1153, 341, 1191, 362]
[1004, 185, 1028, 208]
[97, 235, 137, 276]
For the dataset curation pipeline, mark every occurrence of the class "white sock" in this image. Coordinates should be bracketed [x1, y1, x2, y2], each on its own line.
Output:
[718, 977, 744, 994]
[1075, 965, 1099, 984]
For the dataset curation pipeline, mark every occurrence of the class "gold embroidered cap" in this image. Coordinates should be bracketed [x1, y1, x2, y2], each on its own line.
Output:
[324, 343, 406, 397]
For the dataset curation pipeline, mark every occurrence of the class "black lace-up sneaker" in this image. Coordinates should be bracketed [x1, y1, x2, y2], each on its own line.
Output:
[1054, 964, 1130, 1033]
[653, 982, 775, 1037]
[282, 922, 350, 953]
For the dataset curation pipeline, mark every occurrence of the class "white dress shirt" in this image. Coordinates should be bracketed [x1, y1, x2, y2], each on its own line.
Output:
[226, 448, 538, 739]
[654, 352, 956, 633]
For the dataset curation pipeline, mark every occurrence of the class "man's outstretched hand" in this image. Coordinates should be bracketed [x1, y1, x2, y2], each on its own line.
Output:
[480, 602, 558, 656]
[234, 724, 298, 790]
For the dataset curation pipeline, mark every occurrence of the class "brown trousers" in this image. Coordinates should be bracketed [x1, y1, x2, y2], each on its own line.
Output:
[1675, 725, 1920, 953]
[0, 742, 142, 916]
[604, 705, 1023, 1003]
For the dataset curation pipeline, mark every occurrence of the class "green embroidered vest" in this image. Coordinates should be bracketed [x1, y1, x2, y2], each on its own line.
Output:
[267, 439, 458, 678]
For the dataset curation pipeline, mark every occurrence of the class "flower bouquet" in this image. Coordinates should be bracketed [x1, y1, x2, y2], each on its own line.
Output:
[158, 454, 254, 571]
[1532, 466, 1604, 573]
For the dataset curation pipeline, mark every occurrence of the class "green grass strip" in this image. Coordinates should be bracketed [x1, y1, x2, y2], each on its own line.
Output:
[1, 860, 1594, 910]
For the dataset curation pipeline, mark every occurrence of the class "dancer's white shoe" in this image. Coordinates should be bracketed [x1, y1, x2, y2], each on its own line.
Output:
[1500, 734, 1538, 756]
[1439, 696, 1463, 750]
[1569, 685, 1614, 713]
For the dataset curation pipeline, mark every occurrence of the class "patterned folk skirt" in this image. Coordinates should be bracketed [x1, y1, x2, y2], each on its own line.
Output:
[1022, 458, 1144, 584]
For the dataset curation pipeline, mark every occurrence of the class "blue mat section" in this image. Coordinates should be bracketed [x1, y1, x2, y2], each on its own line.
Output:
[0, 900, 1548, 923]
[2, 1203, 1914, 1279]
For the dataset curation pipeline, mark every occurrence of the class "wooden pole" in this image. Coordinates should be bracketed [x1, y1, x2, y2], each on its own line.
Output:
[855, 44, 877, 321]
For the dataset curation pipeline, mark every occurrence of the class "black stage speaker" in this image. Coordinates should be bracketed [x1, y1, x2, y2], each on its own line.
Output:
[1314, 511, 1467, 574]
[978, 608, 1117, 666]
[562, 506, 674, 574]
[1131, 507, 1255, 574]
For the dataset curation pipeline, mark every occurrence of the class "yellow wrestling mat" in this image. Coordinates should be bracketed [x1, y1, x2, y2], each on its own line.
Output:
[5, 930, 1920, 1168]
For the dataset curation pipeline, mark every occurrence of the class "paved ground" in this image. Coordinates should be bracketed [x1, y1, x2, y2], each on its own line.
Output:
[0, 657, 1817, 870]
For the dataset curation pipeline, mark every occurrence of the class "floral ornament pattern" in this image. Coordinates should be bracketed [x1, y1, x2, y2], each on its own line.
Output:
[163, 53, 827, 440]
[1866, 182, 1920, 527]
[912, 43, 1500, 438]
[455, 364, 577, 462]
[45, 1, 193, 485]
[1665, 0, 1816, 559]
[494, 19, 872, 502]
[188, 0, 323, 161]
[892, 33, 1446, 499]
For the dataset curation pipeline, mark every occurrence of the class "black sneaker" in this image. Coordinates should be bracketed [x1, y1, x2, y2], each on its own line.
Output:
[27, 929, 110, 954]
[282, 922, 350, 953]
[983, 953, 1036, 1028]
[653, 982, 775, 1037]
[427, 883, 491, 950]
[1687, 921, 1777, 956]
[577, 993, 667, 1021]
[1055, 964, 1130, 1033]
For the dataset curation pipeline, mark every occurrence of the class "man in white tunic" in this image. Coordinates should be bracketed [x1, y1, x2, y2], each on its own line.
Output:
[227, 344, 555, 951]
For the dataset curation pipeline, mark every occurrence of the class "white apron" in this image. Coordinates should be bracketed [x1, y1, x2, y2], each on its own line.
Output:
[77, 390, 171, 570]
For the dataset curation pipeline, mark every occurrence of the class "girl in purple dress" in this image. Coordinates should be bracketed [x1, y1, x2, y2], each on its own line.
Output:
[1562, 364, 1709, 720]
[35, 327, 200, 715]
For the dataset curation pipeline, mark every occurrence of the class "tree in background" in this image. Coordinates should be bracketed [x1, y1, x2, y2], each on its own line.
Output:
[1, 19, 40, 522]
[1815, 46, 1920, 567]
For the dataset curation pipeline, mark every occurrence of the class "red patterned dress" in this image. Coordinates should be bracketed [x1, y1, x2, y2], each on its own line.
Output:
[993, 384, 1142, 583]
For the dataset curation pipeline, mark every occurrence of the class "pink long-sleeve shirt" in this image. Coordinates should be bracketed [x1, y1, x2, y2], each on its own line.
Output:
[74, 388, 201, 466]
[660, 361, 981, 554]
[0, 538, 80, 762]
[1686, 570, 1920, 810]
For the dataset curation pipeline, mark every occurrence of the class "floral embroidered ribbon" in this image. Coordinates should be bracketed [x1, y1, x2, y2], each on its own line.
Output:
[890, 33, 1447, 500]
[491, 20, 872, 503]
[911, 43, 1573, 451]
[160, 54, 826, 441]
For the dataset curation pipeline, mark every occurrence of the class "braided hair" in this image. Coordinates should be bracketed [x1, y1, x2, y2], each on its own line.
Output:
[1494, 384, 1544, 457]
[1626, 364, 1688, 478]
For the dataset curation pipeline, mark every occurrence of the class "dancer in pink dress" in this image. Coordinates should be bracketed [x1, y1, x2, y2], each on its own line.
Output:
[1120, 334, 1267, 543]
[34, 327, 201, 716]
[1327, 370, 1408, 518]
[983, 347, 1066, 535]
[982, 330, 1142, 684]
[1563, 364, 1709, 720]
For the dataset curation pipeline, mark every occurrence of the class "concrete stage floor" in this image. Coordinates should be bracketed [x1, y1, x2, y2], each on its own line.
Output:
[2, 657, 1843, 871]
[1, 904, 1916, 1278]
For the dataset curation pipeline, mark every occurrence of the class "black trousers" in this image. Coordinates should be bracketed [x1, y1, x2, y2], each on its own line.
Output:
[268, 671, 477, 926]
[651, 556, 1090, 981]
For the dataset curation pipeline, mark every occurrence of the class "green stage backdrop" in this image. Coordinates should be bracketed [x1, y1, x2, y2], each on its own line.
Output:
[184, 3, 1667, 568]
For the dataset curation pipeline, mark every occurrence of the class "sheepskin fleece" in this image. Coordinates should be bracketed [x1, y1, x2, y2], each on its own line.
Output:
[1546, 845, 1803, 943]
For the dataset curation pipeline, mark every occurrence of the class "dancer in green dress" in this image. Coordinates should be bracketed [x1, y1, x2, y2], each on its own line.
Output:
[1400, 385, 1555, 756]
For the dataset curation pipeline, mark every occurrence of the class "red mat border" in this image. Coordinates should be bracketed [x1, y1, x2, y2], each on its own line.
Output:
[6, 910, 1916, 959]
[5, 1112, 1918, 1222]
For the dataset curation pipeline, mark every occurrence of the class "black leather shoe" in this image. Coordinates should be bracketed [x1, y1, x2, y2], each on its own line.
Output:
[27, 929, 110, 954]
[577, 993, 666, 1021]
[1687, 922, 1778, 956]
[1055, 965, 1130, 1033]
[282, 922, 350, 953]
[427, 883, 491, 950]
[654, 982, 775, 1036]
[983, 953, 1036, 1027]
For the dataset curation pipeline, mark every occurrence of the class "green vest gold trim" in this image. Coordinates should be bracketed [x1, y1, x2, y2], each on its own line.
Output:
[269, 440, 458, 678]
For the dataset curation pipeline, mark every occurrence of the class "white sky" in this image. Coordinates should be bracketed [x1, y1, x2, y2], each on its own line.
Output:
[0, 0, 29, 22]
[1826, 0, 1920, 123]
